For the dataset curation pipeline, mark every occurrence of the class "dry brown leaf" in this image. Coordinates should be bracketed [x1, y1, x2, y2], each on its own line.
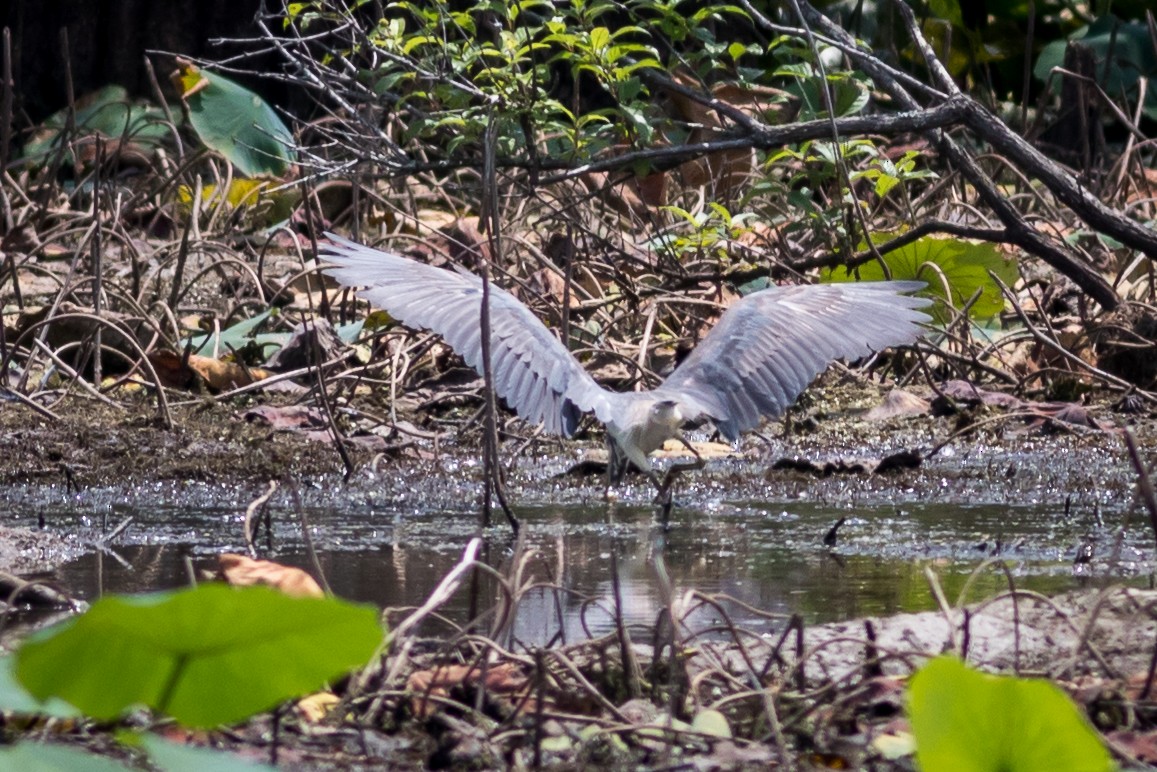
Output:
[241, 404, 327, 431]
[864, 389, 931, 421]
[658, 70, 799, 202]
[217, 553, 324, 598]
[148, 349, 272, 391]
[296, 691, 341, 723]
[654, 439, 738, 460]
[407, 662, 529, 718]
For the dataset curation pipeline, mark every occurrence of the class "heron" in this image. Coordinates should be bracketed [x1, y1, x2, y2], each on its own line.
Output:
[321, 234, 931, 494]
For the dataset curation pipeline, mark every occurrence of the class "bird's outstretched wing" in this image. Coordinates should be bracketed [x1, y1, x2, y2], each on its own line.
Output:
[655, 281, 931, 440]
[321, 234, 616, 436]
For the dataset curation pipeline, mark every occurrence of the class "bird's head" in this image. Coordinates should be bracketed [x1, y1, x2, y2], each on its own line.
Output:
[650, 399, 684, 429]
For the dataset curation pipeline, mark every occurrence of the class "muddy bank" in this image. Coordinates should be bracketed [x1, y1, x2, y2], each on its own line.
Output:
[0, 381, 1146, 502]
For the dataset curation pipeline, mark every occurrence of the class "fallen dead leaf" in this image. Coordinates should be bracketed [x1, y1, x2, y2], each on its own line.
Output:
[407, 662, 529, 718]
[654, 439, 738, 460]
[864, 389, 930, 421]
[296, 691, 341, 723]
[241, 404, 328, 431]
[149, 349, 272, 391]
[217, 553, 324, 598]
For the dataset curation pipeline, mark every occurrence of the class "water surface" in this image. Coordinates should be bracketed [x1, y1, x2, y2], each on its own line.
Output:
[9, 485, 1149, 646]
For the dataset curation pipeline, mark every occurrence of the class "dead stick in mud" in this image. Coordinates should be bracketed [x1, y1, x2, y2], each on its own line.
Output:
[288, 483, 332, 597]
[610, 551, 642, 699]
[384, 538, 482, 667]
[5, 312, 174, 429]
[243, 480, 279, 558]
[0, 384, 60, 421]
[312, 338, 355, 480]
[1123, 429, 1157, 547]
[479, 108, 519, 533]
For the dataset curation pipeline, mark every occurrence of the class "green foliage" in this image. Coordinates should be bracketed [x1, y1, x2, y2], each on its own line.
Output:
[1034, 15, 1157, 121]
[181, 308, 365, 362]
[19, 85, 173, 167]
[285, 0, 757, 162]
[0, 744, 130, 772]
[851, 150, 936, 202]
[177, 178, 302, 230]
[821, 236, 1018, 323]
[0, 736, 277, 771]
[648, 202, 757, 263]
[182, 309, 285, 361]
[0, 656, 80, 718]
[770, 38, 871, 120]
[908, 656, 1113, 772]
[15, 584, 383, 728]
[173, 62, 296, 177]
[138, 734, 277, 770]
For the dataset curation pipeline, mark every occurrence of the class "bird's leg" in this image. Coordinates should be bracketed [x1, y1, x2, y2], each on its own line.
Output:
[607, 435, 625, 488]
[652, 436, 704, 523]
[605, 435, 631, 501]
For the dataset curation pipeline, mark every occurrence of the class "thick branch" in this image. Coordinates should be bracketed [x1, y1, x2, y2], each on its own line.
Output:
[784, 0, 1140, 310]
[538, 101, 968, 184]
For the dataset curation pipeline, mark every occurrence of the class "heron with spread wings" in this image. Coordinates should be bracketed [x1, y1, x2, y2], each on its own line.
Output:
[322, 234, 931, 490]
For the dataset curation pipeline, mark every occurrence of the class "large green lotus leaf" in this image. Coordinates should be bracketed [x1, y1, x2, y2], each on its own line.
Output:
[821, 236, 1018, 324]
[1034, 15, 1157, 121]
[15, 584, 382, 728]
[0, 655, 79, 718]
[0, 743, 129, 771]
[21, 85, 172, 165]
[174, 61, 295, 177]
[908, 656, 1112, 772]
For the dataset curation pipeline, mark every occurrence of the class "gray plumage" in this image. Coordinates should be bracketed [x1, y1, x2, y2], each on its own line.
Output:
[322, 234, 931, 475]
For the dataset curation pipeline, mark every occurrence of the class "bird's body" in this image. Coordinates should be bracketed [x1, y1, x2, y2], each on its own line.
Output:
[322, 234, 932, 480]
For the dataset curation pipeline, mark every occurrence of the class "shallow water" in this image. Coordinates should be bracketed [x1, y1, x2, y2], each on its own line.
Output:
[5, 475, 1151, 646]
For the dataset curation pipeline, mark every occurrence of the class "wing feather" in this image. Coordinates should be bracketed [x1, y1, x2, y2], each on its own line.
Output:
[657, 281, 930, 440]
[321, 234, 614, 436]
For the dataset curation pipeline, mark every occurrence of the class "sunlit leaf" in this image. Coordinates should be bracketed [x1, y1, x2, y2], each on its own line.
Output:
[16, 584, 383, 728]
[172, 60, 295, 177]
[908, 656, 1112, 772]
[821, 236, 1019, 323]
[176, 179, 300, 227]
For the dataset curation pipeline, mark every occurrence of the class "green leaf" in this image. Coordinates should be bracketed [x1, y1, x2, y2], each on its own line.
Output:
[0, 744, 130, 771]
[15, 584, 383, 728]
[174, 62, 295, 177]
[908, 656, 1113, 772]
[1033, 16, 1157, 120]
[20, 85, 172, 166]
[821, 236, 1018, 323]
[140, 734, 277, 771]
[926, 0, 964, 28]
[0, 656, 80, 718]
[180, 309, 298, 361]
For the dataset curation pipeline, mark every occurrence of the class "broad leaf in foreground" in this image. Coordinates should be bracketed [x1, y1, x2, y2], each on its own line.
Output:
[908, 656, 1112, 772]
[16, 584, 383, 728]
